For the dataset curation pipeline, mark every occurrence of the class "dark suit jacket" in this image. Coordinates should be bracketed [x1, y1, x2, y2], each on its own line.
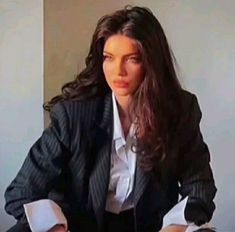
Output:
[5, 90, 216, 232]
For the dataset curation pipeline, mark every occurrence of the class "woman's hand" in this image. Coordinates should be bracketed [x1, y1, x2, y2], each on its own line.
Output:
[47, 224, 67, 232]
[159, 225, 187, 232]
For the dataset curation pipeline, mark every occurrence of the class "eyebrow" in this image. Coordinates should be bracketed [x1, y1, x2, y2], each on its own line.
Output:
[103, 51, 140, 56]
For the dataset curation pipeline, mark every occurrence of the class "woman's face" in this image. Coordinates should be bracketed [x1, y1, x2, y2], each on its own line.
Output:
[103, 34, 145, 101]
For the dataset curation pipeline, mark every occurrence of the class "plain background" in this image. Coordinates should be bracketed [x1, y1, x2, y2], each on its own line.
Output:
[1, 0, 234, 231]
[0, 0, 43, 231]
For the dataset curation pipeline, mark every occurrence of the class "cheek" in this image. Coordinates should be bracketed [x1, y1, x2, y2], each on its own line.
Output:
[103, 63, 112, 77]
[134, 76, 144, 90]
[130, 68, 145, 91]
[103, 63, 112, 85]
[131, 67, 145, 83]
[102, 63, 108, 76]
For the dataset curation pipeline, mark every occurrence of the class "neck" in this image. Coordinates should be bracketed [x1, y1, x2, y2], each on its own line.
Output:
[115, 95, 131, 118]
[115, 95, 132, 138]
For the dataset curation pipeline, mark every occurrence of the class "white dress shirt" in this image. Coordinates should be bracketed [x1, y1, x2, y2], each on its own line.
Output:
[23, 92, 212, 232]
[105, 92, 136, 213]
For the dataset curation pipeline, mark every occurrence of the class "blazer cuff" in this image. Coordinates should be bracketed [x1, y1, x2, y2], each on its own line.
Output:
[24, 199, 67, 232]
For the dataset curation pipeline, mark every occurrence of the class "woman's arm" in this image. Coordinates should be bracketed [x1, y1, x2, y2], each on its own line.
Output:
[4, 101, 71, 225]
[178, 93, 217, 225]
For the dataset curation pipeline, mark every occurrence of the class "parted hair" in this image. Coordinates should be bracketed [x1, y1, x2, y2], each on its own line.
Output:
[44, 6, 182, 175]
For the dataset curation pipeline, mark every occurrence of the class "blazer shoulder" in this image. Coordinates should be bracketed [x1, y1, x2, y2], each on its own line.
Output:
[51, 97, 102, 114]
[50, 94, 112, 127]
[180, 89, 197, 106]
[59, 96, 103, 113]
[179, 89, 202, 130]
[180, 89, 201, 112]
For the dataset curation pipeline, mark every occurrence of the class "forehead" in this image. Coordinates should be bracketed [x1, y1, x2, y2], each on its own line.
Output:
[103, 34, 140, 54]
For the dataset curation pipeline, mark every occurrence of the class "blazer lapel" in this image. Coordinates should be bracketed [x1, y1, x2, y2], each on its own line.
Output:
[88, 93, 151, 224]
[89, 93, 113, 226]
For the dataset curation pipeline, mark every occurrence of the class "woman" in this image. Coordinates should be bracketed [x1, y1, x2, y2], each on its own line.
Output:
[5, 6, 216, 232]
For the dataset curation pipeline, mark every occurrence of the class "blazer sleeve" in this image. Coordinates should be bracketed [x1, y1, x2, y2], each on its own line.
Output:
[4, 101, 71, 224]
[178, 93, 217, 226]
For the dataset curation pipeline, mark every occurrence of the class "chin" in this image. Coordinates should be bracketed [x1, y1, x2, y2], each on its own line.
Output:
[113, 90, 131, 97]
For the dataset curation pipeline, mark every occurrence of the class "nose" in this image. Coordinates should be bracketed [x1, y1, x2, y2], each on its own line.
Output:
[115, 59, 127, 76]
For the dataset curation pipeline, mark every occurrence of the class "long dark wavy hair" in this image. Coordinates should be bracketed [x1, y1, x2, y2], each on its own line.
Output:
[44, 6, 183, 175]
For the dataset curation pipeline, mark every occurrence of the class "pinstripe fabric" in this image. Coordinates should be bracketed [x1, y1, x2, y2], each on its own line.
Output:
[4, 90, 216, 232]
[134, 155, 151, 206]
[177, 95, 217, 224]
[89, 95, 113, 226]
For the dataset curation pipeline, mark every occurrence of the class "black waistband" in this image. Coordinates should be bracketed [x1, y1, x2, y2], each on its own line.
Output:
[103, 209, 134, 232]
[105, 208, 134, 217]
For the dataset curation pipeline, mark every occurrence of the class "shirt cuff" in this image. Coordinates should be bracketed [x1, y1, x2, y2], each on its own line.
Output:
[162, 196, 214, 231]
[24, 199, 67, 232]
[162, 196, 189, 228]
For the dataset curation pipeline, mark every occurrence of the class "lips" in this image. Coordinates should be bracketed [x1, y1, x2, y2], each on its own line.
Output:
[113, 80, 129, 88]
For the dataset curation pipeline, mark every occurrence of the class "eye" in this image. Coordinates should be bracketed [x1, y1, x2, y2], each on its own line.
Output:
[103, 54, 113, 61]
[126, 56, 141, 63]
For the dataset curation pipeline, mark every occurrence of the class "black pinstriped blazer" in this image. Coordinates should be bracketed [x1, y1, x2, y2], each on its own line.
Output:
[5, 90, 216, 232]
